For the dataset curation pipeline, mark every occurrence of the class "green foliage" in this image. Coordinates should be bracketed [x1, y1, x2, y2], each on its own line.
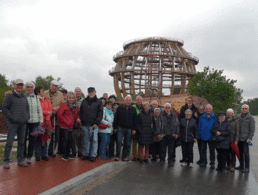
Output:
[35, 75, 63, 90]
[188, 67, 243, 114]
[0, 74, 8, 88]
[0, 86, 14, 109]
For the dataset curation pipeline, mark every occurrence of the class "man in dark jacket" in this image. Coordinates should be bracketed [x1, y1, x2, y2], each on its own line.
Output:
[156, 103, 180, 167]
[236, 104, 255, 173]
[80, 87, 103, 162]
[2, 79, 30, 169]
[113, 96, 137, 161]
[179, 97, 197, 121]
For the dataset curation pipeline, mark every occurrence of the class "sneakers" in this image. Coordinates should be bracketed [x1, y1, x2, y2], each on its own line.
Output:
[82, 156, 89, 160]
[68, 155, 76, 159]
[242, 168, 249, 173]
[90, 157, 96, 162]
[181, 162, 187, 167]
[18, 161, 28, 167]
[230, 167, 235, 172]
[144, 159, 149, 164]
[3, 162, 10, 169]
[36, 156, 41, 161]
[114, 157, 120, 161]
[27, 158, 32, 164]
[41, 156, 49, 161]
[189, 163, 193, 168]
[62, 156, 69, 161]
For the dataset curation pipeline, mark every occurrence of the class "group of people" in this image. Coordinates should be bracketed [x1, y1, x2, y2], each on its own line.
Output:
[1, 79, 255, 174]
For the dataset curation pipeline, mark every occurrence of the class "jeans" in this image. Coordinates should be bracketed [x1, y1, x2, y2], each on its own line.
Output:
[99, 133, 111, 158]
[181, 141, 194, 163]
[4, 122, 26, 163]
[160, 136, 175, 162]
[62, 128, 76, 158]
[201, 140, 215, 165]
[24, 123, 38, 158]
[116, 127, 132, 159]
[48, 125, 60, 155]
[216, 148, 228, 170]
[108, 132, 117, 158]
[83, 126, 99, 157]
[238, 141, 250, 169]
[34, 135, 47, 157]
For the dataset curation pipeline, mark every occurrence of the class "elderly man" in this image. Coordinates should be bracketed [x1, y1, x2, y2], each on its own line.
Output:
[179, 97, 197, 121]
[2, 79, 30, 168]
[113, 96, 137, 161]
[80, 87, 103, 162]
[156, 103, 179, 167]
[236, 104, 255, 173]
[44, 80, 64, 157]
[103, 93, 109, 101]
[75, 87, 84, 106]
[150, 100, 159, 114]
[198, 104, 218, 168]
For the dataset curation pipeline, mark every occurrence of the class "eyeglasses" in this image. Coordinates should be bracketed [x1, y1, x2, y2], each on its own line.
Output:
[242, 108, 248, 110]
[186, 114, 192, 116]
[26, 86, 33, 88]
[165, 107, 170, 109]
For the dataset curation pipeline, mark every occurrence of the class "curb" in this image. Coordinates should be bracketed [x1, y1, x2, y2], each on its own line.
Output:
[39, 161, 129, 195]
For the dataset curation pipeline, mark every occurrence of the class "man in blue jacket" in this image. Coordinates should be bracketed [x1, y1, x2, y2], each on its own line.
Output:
[198, 104, 218, 168]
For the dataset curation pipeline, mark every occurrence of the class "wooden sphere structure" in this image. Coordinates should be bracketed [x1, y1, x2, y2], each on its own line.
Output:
[109, 37, 199, 102]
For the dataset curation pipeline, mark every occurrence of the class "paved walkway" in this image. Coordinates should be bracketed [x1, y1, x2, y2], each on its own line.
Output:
[0, 155, 111, 195]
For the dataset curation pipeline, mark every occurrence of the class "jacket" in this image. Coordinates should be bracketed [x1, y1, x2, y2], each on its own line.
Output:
[2, 90, 30, 124]
[237, 112, 255, 141]
[99, 107, 114, 134]
[155, 110, 180, 136]
[113, 104, 137, 130]
[179, 104, 198, 121]
[226, 117, 240, 142]
[58, 102, 80, 129]
[211, 120, 231, 149]
[26, 93, 43, 124]
[136, 110, 155, 145]
[79, 95, 103, 126]
[180, 118, 198, 142]
[133, 104, 143, 115]
[198, 112, 218, 141]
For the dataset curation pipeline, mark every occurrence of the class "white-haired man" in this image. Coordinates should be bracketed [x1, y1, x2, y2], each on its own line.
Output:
[236, 104, 255, 173]
[75, 87, 84, 106]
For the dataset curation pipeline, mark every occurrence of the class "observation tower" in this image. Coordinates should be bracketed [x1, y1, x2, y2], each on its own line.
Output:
[109, 37, 199, 102]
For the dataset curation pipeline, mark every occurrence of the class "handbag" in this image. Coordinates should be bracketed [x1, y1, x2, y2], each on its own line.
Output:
[30, 126, 45, 137]
[70, 106, 80, 130]
[98, 109, 108, 129]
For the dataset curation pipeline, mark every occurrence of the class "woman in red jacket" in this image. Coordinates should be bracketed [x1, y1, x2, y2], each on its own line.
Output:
[58, 91, 81, 161]
[34, 85, 54, 161]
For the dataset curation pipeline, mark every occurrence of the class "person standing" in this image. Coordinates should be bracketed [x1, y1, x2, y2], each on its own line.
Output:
[61, 89, 68, 101]
[136, 102, 155, 163]
[211, 112, 231, 172]
[132, 96, 143, 161]
[44, 80, 64, 157]
[179, 97, 197, 121]
[75, 87, 84, 105]
[236, 104, 255, 173]
[198, 104, 218, 169]
[156, 103, 179, 167]
[151, 108, 161, 161]
[113, 96, 137, 161]
[80, 87, 103, 162]
[169, 101, 179, 162]
[150, 100, 159, 115]
[2, 79, 30, 168]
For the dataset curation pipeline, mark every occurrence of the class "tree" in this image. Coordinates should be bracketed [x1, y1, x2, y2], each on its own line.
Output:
[0, 74, 8, 88]
[188, 66, 243, 114]
[35, 75, 63, 90]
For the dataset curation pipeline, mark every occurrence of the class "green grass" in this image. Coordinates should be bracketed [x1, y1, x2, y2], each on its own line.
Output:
[0, 145, 26, 162]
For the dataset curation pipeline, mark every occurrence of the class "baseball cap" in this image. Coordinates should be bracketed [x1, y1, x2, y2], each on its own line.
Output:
[15, 79, 24, 85]
[88, 87, 95, 92]
[51, 80, 59, 86]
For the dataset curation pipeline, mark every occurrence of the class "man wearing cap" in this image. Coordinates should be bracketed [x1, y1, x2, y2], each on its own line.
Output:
[236, 104, 255, 173]
[80, 87, 103, 162]
[2, 79, 30, 168]
[44, 80, 64, 157]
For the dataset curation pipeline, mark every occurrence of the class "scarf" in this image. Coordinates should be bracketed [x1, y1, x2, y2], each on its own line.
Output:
[241, 112, 248, 119]
[26, 92, 35, 97]
[67, 100, 77, 110]
[105, 107, 113, 115]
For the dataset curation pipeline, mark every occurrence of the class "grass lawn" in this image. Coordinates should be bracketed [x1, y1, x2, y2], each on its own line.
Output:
[0, 145, 19, 162]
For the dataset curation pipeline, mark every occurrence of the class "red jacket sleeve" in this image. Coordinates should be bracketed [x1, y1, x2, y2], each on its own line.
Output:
[57, 103, 67, 125]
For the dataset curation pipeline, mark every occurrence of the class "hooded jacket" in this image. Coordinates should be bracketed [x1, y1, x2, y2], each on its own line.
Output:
[198, 112, 218, 141]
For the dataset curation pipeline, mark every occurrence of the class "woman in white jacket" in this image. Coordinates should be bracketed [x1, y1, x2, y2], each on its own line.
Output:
[99, 100, 114, 159]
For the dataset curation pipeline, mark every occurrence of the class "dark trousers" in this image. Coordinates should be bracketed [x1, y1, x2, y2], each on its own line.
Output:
[24, 123, 38, 158]
[116, 127, 132, 159]
[238, 141, 250, 169]
[108, 132, 117, 158]
[201, 140, 215, 165]
[160, 136, 175, 162]
[216, 148, 228, 170]
[197, 139, 202, 161]
[61, 128, 76, 158]
[48, 125, 59, 155]
[152, 142, 161, 159]
[34, 135, 47, 158]
[181, 141, 194, 163]
[226, 145, 236, 168]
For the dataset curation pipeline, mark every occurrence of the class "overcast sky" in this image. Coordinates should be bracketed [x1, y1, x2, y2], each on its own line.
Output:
[0, 0, 257, 100]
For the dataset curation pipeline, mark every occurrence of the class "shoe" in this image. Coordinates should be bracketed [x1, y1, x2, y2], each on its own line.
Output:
[62, 156, 69, 161]
[78, 153, 82, 158]
[242, 168, 249, 173]
[48, 153, 56, 158]
[235, 166, 244, 170]
[180, 159, 184, 163]
[36, 156, 41, 161]
[225, 165, 230, 170]
[140, 159, 144, 164]
[3, 162, 10, 169]
[200, 163, 207, 167]
[42, 156, 49, 161]
[114, 157, 120, 161]
[18, 161, 28, 167]
[69, 155, 76, 159]
[27, 158, 32, 164]
[230, 167, 235, 172]
[82, 156, 89, 160]
[132, 157, 138, 161]
[160, 161, 165, 166]
[181, 162, 187, 167]
[189, 163, 193, 168]
[197, 160, 201, 165]
[168, 161, 174, 167]
[151, 158, 156, 161]
[144, 159, 149, 164]
[90, 157, 96, 162]
[172, 158, 176, 162]
[122, 158, 129, 161]
[210, 165, 215, 169]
